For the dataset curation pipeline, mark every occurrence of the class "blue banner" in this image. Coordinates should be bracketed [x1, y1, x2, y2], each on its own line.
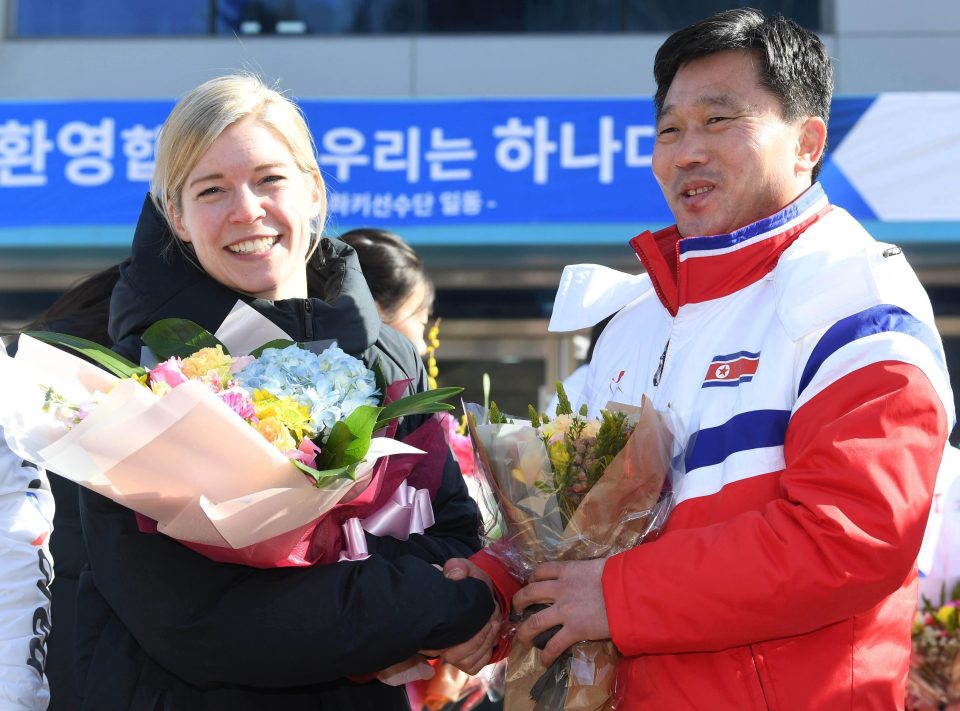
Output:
[0, 95, 956, 242]
[0, 99, 666, 229]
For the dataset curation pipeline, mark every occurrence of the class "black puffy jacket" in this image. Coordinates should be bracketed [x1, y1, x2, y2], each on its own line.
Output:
[75, 197, 492, 710]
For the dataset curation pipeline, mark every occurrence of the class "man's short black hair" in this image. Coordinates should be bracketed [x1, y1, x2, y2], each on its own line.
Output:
[653, 8, 834, 180]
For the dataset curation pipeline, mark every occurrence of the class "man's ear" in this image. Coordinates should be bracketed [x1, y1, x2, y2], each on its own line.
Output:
[797, 116, 827, 177]
[168, 200, 190, 243]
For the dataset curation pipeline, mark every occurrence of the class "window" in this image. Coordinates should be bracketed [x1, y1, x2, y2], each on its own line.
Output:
[623, 0, 820, 32]
[422, 0, 621, 33]
[15, 0, 211, 37]
[10, 0, 820, 38]
[216, 0, 413, 35]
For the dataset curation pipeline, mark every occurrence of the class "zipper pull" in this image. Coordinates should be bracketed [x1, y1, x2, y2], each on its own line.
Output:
[303, 300, 314, 340]
[653, 339, 669, 386]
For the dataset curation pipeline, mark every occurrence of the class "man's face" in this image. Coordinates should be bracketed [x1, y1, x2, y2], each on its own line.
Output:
[652, 49, 817, 238]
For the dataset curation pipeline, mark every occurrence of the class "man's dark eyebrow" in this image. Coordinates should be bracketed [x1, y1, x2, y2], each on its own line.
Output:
[698, 93, 747, 111]
[659, 93, 748, 122]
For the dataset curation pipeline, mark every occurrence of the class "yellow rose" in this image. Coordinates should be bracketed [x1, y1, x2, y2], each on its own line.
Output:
[541, 414, 572, 443]
[254, 416, 297, 452]
[181, 345, 233, 382]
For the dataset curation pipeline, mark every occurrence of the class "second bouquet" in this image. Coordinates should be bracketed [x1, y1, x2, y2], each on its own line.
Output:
[0, 301, 460, 568]
[467, 389, 683, 711]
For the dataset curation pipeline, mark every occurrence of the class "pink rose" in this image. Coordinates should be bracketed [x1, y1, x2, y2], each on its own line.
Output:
[440, 412, 475, 477]
[149, 358, 187, 391]
[286, 437, 321, 468]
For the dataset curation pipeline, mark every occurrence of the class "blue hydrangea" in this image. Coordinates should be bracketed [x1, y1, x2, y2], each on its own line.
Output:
[235, 343, 380, 436]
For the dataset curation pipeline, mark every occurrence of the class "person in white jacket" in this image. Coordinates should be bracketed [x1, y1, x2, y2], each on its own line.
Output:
[918, 445, 960, 602]
[0, 425, 54, 711]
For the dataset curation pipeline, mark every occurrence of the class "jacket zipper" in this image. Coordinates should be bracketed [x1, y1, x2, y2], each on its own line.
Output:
[653, 338, 670, 386]
[302, 300, 314, 341]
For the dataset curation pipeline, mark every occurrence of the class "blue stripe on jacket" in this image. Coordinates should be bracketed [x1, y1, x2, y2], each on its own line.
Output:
[797, 304, 946, 398]
[678, 183, 825, 256]
[685, 410, 791, 473]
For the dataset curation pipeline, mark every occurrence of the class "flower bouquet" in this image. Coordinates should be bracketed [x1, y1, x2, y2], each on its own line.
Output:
[466, 388, 683, 711]
[0, 301, 460, 568]
[909, 582, 960, 710]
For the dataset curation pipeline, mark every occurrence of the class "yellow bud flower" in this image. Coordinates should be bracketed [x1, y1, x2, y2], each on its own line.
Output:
[150, 381, 172, 397]
[253, 390, 311, 440]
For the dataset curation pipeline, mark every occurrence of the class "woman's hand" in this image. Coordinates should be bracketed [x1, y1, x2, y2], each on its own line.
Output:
[420, 558, 502, 674]
[376, 654, 436, 686]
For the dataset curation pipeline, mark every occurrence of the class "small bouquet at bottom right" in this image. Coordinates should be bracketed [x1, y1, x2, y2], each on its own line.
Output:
[908, 582, 960, 710]
[466, 388, 684, 711]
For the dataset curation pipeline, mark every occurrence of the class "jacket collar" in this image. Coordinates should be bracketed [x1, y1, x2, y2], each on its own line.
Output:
[109, 195, 382, 358]
[629, 183, 831, 316]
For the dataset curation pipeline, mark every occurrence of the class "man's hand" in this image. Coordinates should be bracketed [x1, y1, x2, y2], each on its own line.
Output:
[512, 558, 610, 666]
[420, 558, 502, 675]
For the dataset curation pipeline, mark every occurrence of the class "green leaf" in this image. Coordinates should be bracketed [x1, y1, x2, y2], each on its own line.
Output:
[373, 387, 462, 431]
[340, 406, 380, 462]
[528, 404, 540, 425]
[292, 460, 356, 486]
[315, 404, 379, 470]
[142, 318, 225, 360]
[555, 380, 573, 416]
[371, 359, 389, 397]
[25, 331, 145, 379]
[248, 339, 296, 358]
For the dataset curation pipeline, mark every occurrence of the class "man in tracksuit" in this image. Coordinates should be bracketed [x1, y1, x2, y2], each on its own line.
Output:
[438, 8, 955, 710]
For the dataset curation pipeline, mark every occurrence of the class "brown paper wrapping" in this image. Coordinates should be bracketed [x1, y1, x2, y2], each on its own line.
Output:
[469, 396, 675, 711]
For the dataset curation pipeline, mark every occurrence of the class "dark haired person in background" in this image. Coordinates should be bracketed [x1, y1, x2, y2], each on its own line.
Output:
[440, 8, 954, 709]
[339, 228, 434, 356]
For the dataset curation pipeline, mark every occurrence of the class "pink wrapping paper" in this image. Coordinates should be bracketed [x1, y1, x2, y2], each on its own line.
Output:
[0, 335, 451, 569]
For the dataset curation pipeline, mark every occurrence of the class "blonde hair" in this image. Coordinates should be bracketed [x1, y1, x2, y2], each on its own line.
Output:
[151, 73, 327, 248]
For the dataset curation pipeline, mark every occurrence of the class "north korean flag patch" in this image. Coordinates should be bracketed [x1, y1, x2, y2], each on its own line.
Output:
[702, 351, 760, 388]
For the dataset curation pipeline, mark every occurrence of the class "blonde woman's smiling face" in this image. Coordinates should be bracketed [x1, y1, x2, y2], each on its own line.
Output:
[171, 116, 322, 300]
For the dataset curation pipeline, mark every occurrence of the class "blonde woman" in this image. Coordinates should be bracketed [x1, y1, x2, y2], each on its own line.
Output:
[75, 75, 498, 711]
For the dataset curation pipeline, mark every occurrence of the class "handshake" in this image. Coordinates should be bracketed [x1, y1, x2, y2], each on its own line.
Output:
[378, 554, 611, 686]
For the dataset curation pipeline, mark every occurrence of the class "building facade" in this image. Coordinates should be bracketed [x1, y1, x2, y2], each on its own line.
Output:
[2, 0, 959, 414]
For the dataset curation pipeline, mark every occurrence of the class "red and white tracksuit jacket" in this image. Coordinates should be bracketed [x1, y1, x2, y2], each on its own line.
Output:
[538, 183, 954, 710]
